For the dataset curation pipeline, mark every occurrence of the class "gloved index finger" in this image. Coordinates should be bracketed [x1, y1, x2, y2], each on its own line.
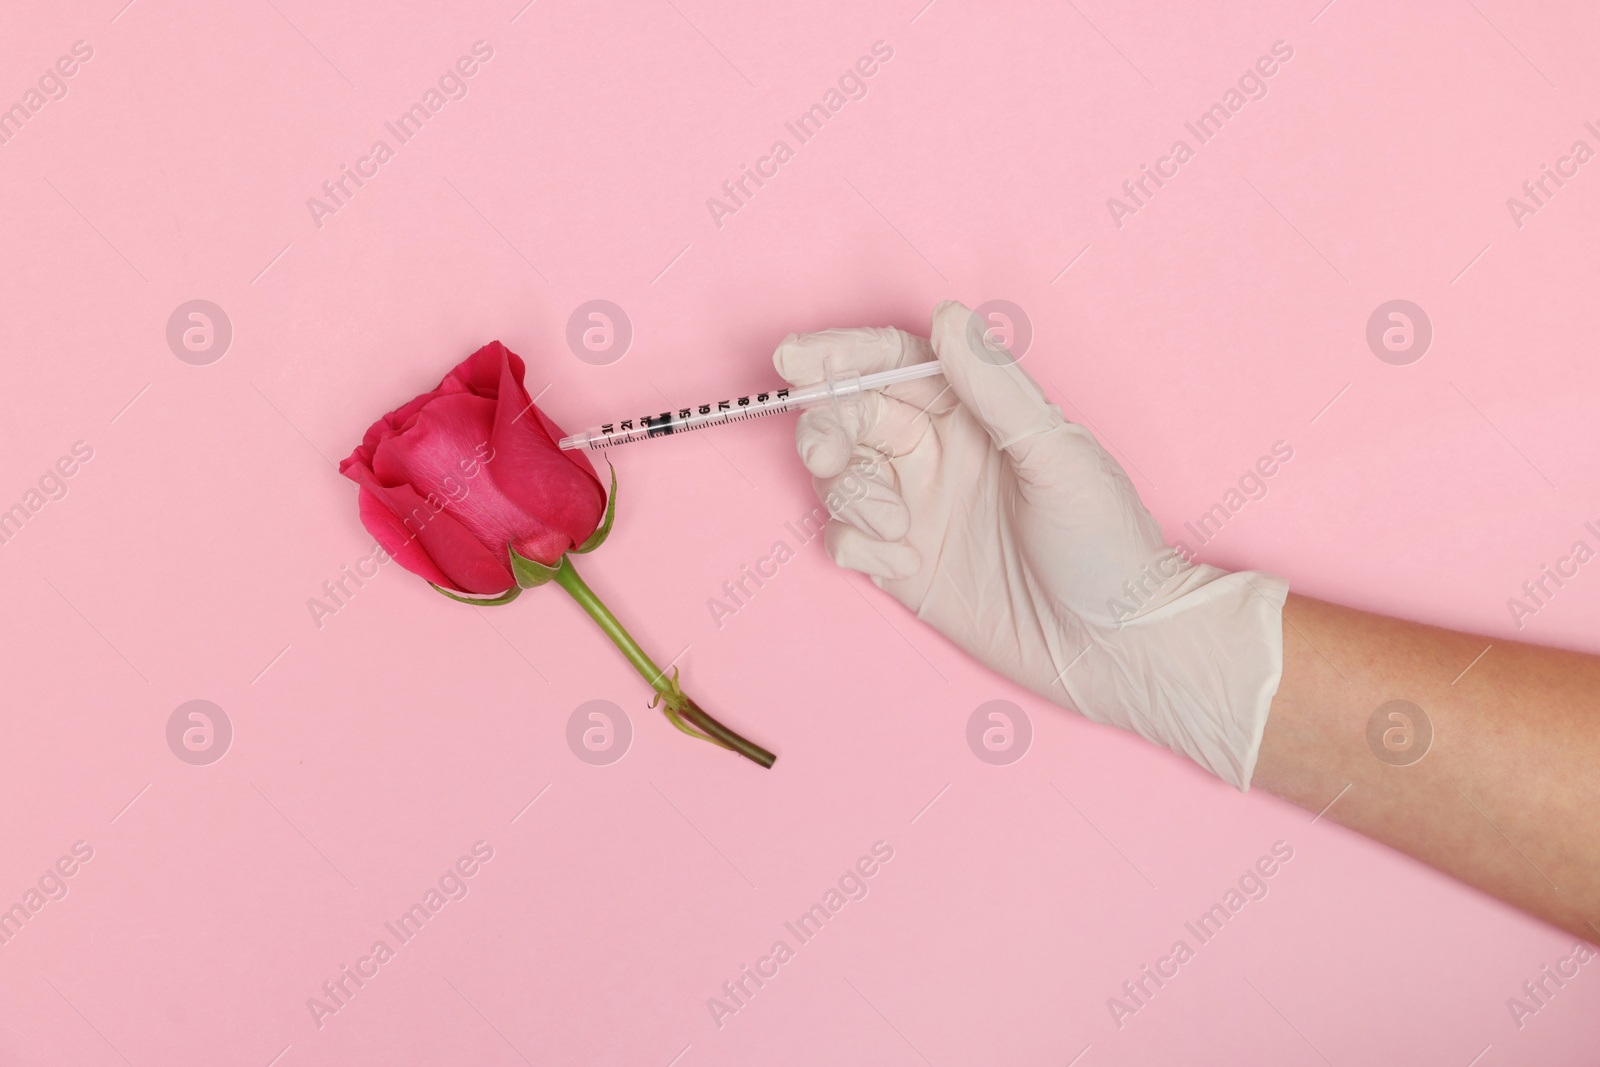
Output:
[773, 325, 937, 394]
[774, 324, 952, 428]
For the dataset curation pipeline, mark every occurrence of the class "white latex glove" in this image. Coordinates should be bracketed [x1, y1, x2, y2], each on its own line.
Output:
[772, 301, 1289, 790]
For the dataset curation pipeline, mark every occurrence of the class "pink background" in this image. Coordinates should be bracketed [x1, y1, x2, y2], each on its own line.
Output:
[1, 0, 1597, 1063]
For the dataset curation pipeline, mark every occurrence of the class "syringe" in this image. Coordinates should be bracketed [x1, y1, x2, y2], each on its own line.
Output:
[558, 361, 945, 451]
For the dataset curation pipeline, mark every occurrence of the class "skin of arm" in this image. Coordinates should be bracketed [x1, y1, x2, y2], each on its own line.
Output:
[1252, 593, 1600, 941]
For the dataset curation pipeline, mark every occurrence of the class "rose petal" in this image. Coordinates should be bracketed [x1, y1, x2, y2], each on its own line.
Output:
[370, 393, 569, 565]
[447, 340, 527, 400]
[345, 458, 514, 594]
[485, 360, 606, 563]
[357, 487, 453, 588]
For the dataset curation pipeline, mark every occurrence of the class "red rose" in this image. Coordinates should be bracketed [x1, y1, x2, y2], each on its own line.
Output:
[340, 338, 774, 768]
[339, 341, 607, 595]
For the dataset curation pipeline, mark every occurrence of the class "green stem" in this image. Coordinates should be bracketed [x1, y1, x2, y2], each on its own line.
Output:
[551, 556, 776, 769]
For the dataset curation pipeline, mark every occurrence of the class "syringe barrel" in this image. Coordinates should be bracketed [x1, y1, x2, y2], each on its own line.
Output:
[557, 385, 804, 450]
[555, 361, 943, 451]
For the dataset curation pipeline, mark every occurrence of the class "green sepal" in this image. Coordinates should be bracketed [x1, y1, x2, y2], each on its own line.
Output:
[572, 462, 618, 554]
[509, 545, 562, 588]
[429, 583, 523, 606]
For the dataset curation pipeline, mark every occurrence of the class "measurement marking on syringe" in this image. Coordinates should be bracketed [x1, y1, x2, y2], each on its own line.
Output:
[557, 361, 945, 452]
[591, 407, 785, 447]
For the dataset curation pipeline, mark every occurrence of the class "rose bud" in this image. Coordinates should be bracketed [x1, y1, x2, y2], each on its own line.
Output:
[339, 341, 608, 596]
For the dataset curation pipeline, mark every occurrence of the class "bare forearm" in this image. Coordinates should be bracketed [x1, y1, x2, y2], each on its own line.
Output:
[1252, 593, 1600, 940]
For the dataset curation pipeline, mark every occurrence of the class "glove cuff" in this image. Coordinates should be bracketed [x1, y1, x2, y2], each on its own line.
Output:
[1068, 567, 1290, 790]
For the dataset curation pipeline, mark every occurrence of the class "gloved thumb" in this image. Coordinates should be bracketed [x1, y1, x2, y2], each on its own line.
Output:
[929, 300, 1065, 468]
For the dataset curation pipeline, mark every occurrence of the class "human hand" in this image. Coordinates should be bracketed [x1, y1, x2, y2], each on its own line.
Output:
[772, 301, 1288, 788]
